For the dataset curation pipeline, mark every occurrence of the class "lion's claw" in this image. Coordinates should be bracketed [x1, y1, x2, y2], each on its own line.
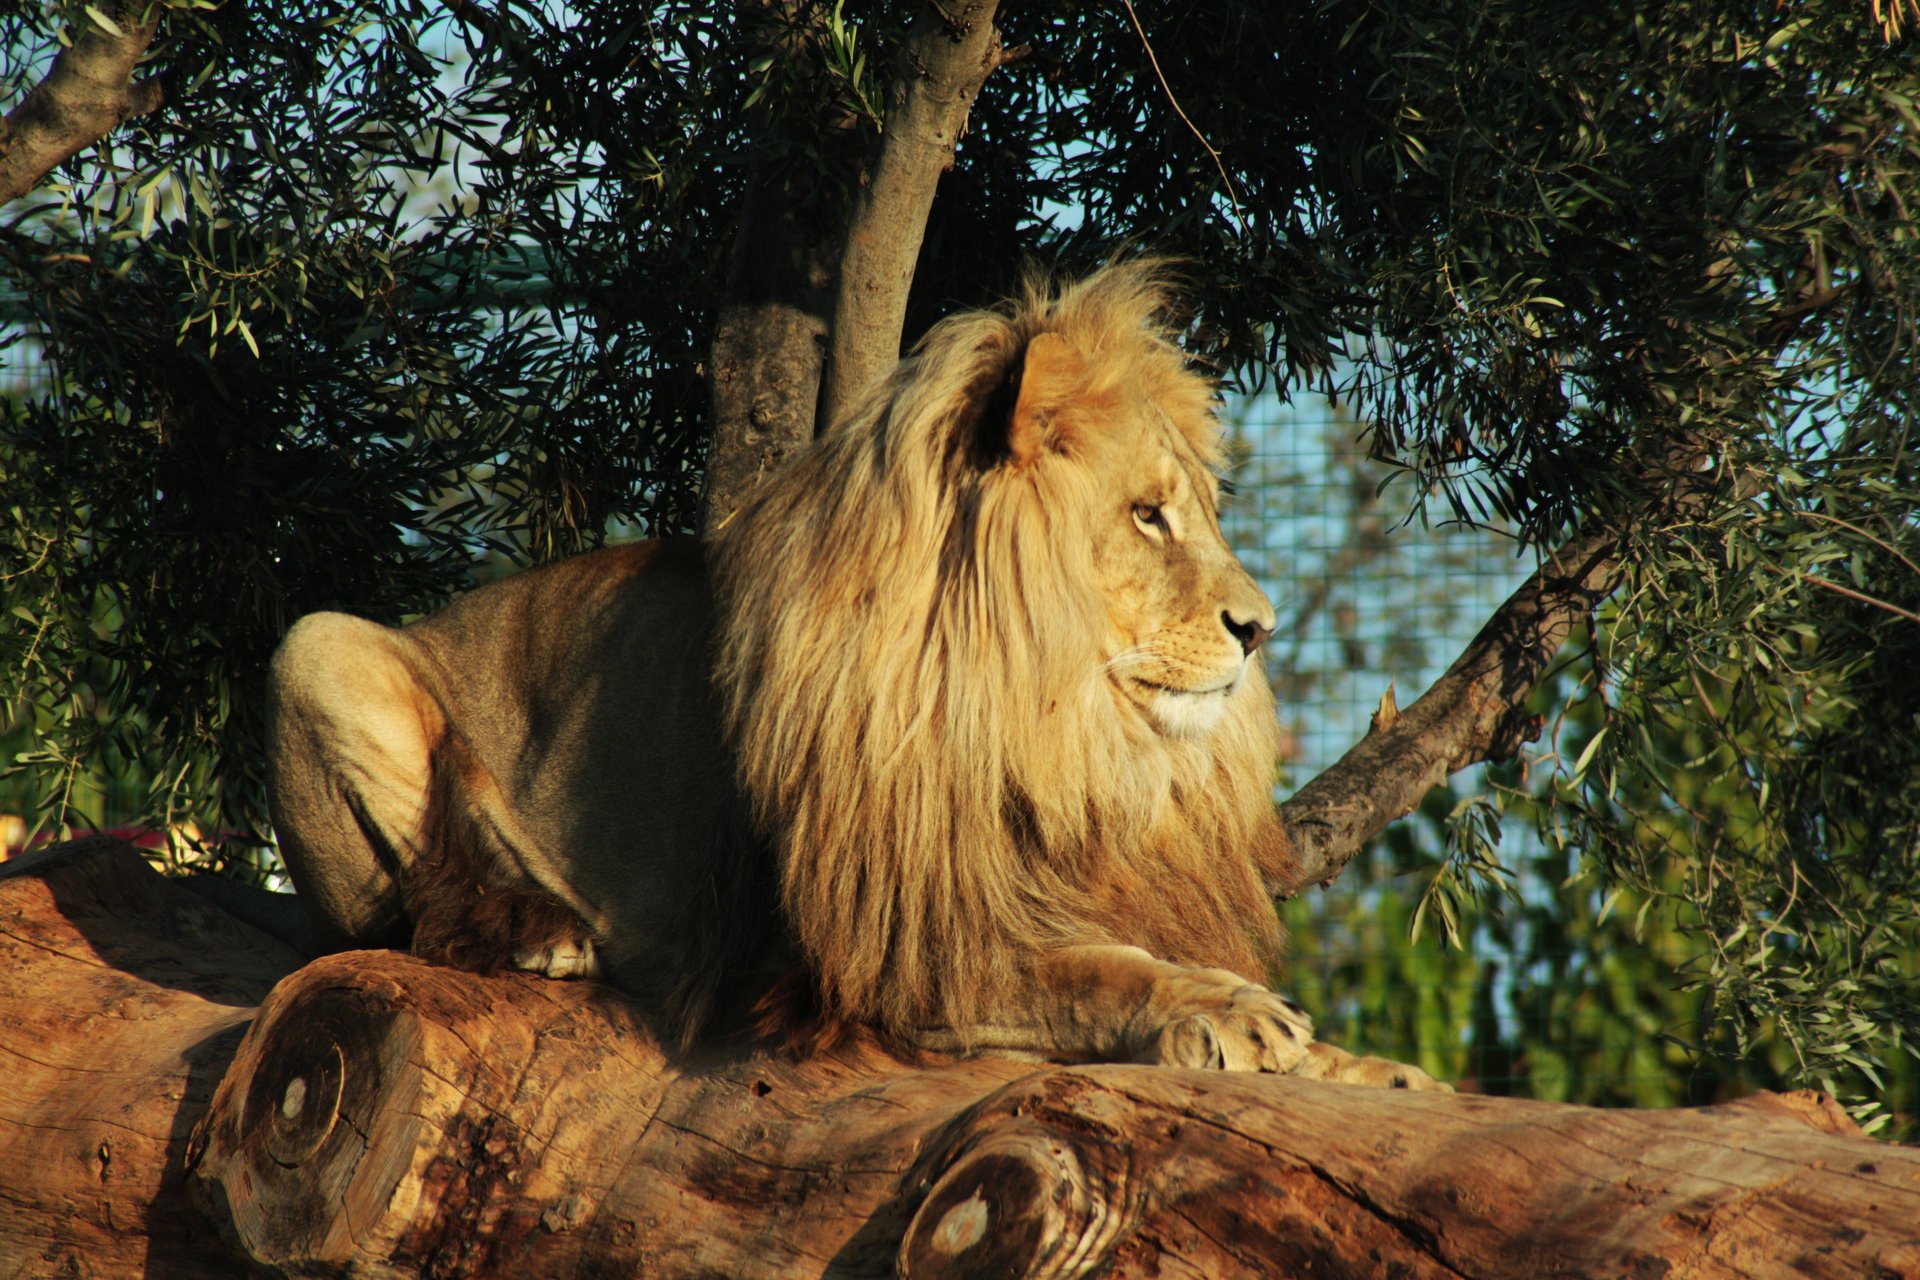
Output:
[1137, 977, 1314, 1073]
[512, 936, 601, 979]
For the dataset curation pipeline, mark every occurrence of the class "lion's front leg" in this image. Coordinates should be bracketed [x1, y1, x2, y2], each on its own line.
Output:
[1104, 954, 1319, 1073]
[915, 945, 1448, 1089]
[915, 944, 1312, 1072]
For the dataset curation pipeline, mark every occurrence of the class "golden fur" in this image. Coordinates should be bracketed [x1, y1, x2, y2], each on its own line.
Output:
[267, 260, 1443, 1087]
[711, 262, 1295, 1040]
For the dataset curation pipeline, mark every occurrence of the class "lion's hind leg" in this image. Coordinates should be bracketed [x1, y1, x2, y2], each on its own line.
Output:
[399, 730, 609, 981]
[267, 610, 442, 951]
[270, 611, 606, 981]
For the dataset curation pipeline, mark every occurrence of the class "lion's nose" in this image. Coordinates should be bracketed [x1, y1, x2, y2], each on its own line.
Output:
[1222, 609, 1273, 656]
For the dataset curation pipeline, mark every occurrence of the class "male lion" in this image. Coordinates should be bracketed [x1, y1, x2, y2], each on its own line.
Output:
[267, 262, 1439, 1087]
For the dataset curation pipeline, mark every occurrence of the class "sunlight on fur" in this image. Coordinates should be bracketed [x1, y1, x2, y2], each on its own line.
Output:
[269, 258, 1444, 1087]
[711, 260, 1295, 1040]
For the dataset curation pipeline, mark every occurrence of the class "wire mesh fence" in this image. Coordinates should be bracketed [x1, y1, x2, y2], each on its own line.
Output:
[1226, 389, 1768, 1110]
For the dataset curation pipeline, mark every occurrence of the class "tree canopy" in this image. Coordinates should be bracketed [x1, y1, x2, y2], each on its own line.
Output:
[2, 0, 1917, 1125]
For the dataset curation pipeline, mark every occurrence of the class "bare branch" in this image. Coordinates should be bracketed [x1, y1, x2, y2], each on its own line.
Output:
[1119, 0, 1246, 240]
[1279, 442, 1744, 889]
[0, 7, 165, 207]
[817, 0, 1004, 430]
[1279, 521, 1619, 889]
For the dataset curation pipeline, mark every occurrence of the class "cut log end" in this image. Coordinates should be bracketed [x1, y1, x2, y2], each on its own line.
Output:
[6, 841, 1920, 1280]
[190, 983, 418, 1267]
[900, 1128, 1141, 1280]
[899, 1081, 1156, 1280]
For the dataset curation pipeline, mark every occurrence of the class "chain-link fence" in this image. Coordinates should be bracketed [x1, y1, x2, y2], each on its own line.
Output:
[1227, 389, 1775, 1109]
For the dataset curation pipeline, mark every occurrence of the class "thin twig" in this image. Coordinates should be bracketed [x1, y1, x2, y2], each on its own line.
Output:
[1119, 0, 1249, 241]
[1799, 571, 1920, 625]
[1760, 561, 1920, 625]
[1794, 510, 1920, 580]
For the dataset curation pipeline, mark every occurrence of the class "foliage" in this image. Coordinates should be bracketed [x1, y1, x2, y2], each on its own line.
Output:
[1288, 811, 1920, 1122]
[1555, 489, 1920, 1132]
[1302, 0, 1920, 1130]
[2, 0, 1917, 1122]
[1, 2, 726, 864]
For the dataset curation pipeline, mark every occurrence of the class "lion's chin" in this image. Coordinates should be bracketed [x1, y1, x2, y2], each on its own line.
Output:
[1139, 680, 1237, 739]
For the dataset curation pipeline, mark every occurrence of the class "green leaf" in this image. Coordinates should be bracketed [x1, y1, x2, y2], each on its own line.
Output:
[82, 5, 124, 37]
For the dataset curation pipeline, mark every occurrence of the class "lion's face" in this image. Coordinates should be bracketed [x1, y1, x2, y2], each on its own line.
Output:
[1092, 414, 1275, 739]
[1005, 329, 1275, 742]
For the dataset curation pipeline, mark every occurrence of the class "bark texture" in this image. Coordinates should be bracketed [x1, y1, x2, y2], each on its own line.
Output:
[699, 3, 846, 535]
[4, 839, 1918, 1280]
[0, 838, 300, 1278]
[700, 176, 837, 535]
[818, 0, 1005, 430]
[0, 5, 164, 206]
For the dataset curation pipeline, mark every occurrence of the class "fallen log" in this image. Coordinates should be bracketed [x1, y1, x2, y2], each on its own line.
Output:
[0, 836, 301, 1278]
[2, 839, 1918, 1279]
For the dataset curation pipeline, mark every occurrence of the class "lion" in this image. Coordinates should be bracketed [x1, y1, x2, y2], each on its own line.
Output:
[265, 261, 1442, 1088]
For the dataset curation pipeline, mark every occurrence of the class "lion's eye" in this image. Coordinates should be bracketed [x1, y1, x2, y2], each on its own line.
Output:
[1132, 503, 1167, 535]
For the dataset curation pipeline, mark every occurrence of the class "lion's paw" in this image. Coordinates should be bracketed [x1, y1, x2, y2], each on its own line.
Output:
[512, 936, 601, 979]
[1295, 1040, 1452, 1092]
[1138, 978, 1315, 1073]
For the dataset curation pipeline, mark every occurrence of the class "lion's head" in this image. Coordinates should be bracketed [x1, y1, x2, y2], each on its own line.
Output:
[711, 261, 1290, 1043]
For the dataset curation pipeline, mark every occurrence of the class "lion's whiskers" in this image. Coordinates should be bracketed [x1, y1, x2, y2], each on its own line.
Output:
[1102, 645, 1160, 676]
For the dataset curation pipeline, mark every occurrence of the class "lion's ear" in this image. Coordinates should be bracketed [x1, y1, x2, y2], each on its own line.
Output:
[1008, 332, 1088, 465]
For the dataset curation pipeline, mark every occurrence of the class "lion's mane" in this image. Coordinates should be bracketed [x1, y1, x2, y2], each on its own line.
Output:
[710, 262, 1291, 1042]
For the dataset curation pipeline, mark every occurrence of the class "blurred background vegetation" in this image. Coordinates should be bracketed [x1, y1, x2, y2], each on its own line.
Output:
[3, 1, 1917, 1135]
[1227, 392, 1920, 1129]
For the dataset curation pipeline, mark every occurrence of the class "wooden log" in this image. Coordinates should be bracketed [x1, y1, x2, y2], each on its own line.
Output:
[0, 837, 302, 1277]
[4, 840, 1920, 1279]
[186, 947, 1920, 1279]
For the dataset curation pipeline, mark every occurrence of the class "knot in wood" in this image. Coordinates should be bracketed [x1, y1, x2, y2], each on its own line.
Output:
[259, 1042, 343, 1168]
[930, 1187, 990, 1253]
[898, 1126, 1140, 1280]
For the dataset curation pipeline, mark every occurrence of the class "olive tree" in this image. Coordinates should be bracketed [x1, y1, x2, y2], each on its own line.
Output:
[2, 0, 1916, 1124]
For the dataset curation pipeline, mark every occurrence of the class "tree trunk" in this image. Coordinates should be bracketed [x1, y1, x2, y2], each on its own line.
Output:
[4, 840, 1917, 1279]
[0, 2, 165, 205]
[700, 167, 838, 535]
[817, 0, 1005, 430]
[697, 1, 848, 536]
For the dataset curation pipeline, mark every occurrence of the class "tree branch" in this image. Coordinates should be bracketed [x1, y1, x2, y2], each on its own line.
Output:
[1279, 442, 1740, 889]
[1279, 520, 1618, 889]
[0, 6, 165, 207]
[816, 0, 1004, 430]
